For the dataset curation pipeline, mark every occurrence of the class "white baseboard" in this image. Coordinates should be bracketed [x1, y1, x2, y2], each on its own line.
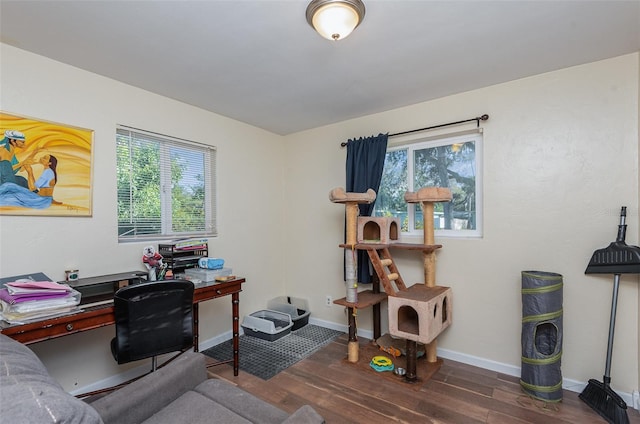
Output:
[434, 347, 637, 411]
[197, 329, 235, 351]
[73, 319, 639, 412]
[71, 365, 148, 396]
[309, 316, 348, 333]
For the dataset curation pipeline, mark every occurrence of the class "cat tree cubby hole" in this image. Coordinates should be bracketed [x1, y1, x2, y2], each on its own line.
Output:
[357, 217, 400, 244]
[397, 297, 449, 335]
[389, 285, 452, 345]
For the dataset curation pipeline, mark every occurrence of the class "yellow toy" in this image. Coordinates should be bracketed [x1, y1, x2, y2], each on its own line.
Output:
[371, 356, 392, 367]
[369, 355, 394, 372]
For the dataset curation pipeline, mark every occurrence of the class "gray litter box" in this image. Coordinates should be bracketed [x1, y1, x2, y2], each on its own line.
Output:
[267, 296, 310, 331]
[241, 310, 293, 341]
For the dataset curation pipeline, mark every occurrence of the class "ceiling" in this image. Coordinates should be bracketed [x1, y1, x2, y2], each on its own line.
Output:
[1, 1, 639, 135]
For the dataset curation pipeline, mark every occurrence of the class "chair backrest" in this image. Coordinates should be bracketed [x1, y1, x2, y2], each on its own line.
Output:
[112, 280, 194, 365]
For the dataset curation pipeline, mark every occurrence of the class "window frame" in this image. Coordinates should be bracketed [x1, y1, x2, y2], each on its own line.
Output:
[376, 130, 483, 239]
[116, 126, 217, 243]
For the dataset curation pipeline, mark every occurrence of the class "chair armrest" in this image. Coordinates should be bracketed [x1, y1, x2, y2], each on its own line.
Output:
[282, 405, 325, 424]
[89, 352, 207, 424]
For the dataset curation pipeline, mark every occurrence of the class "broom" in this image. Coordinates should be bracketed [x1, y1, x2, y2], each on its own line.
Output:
[578, 272, 629, 424]
[579, 207, 639, 424]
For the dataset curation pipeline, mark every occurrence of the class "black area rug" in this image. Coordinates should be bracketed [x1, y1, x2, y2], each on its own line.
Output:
[203, 324, 343, 380]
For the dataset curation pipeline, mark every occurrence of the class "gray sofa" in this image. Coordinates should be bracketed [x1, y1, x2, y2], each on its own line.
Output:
[0, 334, 324, 424]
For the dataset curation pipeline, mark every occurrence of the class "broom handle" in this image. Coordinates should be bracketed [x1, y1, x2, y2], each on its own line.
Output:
[616, 206, 627, 242]
[602, 207, 625, 386]
[603, 273, 621, 386]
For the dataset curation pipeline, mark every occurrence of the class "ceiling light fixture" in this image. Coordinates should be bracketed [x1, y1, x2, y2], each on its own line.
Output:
[306, 0, 366, 41]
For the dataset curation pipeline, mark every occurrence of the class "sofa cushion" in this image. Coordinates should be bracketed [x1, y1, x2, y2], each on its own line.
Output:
[90, 352, 207, 424]
[141, 390, 252, 424]
[194, 379, 289, 424]
[0, 334, 103, 424]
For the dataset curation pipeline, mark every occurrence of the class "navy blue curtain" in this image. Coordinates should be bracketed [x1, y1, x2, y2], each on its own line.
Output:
[345, 133, 388, 284]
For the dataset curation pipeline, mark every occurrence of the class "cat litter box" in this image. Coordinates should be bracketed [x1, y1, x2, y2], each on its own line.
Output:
[267, 296, 310, 331]
[241, 310, 293, 341]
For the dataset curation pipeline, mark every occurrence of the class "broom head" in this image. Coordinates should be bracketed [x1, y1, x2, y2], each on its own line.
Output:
[579, 379, 629, 424]
[585, 241, 640, 275]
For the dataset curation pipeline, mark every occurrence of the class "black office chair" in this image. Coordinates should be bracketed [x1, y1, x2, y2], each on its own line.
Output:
[111, 279, 195, 372]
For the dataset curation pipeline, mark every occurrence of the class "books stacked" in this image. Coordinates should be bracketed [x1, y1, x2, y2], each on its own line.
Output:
[0, 278, 81, 324]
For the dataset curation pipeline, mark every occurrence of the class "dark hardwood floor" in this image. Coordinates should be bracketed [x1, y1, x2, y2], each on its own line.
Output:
[206, 334, 640, 423]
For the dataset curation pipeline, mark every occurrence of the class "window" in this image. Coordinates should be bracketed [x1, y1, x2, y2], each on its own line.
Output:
[116, 126, 216, 241]
[374, 132, 482, 237]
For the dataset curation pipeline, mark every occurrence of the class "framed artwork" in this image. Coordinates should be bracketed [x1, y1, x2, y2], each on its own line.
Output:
[0, 112, 94, 216]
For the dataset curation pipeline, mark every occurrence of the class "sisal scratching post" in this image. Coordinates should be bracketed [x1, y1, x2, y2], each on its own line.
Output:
[344, 202, 359, 304]
[344, 201, 359, 363]
[404, 187, 453, 364]
[329, 187, 376, 363]
[345, 203, 358, 245]
[421, 201, 438, 363]
[421, 202, 436, 286]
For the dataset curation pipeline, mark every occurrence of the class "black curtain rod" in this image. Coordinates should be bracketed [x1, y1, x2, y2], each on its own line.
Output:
[340, 114, 489, 147]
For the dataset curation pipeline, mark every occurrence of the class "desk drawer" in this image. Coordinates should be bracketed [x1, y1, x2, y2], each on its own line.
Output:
[2, 308, 114, 344]
[194, 281, 243, 302]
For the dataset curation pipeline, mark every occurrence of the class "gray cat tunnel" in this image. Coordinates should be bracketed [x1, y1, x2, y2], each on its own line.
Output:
[520, 270, 563, 402]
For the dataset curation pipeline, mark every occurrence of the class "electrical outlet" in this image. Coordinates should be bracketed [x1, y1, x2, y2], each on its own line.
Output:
[325, 295, 332, 307]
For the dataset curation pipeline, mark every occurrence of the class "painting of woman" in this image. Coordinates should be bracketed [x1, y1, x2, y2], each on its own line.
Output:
[0, 154, 60, 209]
[0, 112, 93, 216]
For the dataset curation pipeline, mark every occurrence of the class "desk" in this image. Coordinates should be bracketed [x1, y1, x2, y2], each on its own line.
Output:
[0, 278, 245, 376]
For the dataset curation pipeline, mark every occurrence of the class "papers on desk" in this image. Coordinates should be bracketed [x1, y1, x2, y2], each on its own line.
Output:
[2, 280, 71, 303]
[0, 274, 82, 325]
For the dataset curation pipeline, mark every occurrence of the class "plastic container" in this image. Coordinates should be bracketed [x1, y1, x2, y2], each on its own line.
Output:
[241, 309, 293, 341]
[267, 296, 310, 331]
[184, 267, 232, 282]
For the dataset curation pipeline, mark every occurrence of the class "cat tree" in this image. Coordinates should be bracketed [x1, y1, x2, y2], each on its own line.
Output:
[330, 186, 453, 381]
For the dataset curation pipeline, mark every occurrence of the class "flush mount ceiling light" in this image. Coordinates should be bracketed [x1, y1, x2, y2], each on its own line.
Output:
[306, 0, 366, 41]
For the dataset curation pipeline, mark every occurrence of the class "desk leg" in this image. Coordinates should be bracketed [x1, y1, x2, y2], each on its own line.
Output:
[232, 292, 240, 376]
[193, 302, 200, 352]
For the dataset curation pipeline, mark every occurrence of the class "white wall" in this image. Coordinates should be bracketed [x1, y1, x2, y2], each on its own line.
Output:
[637, 55, 640, 399]
[1, 42, 638, 400]
[283, 53, 640, 397]
[0, 43, 288, 390]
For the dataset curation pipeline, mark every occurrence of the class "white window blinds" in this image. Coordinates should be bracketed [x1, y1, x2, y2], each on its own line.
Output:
[116, 126, 217, 241]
